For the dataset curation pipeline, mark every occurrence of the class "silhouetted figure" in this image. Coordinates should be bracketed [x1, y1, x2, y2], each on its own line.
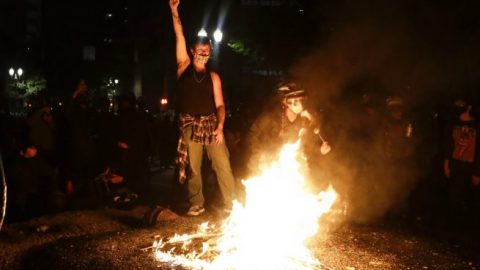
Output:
[0, 100, 21, 161]
[443, 98, 480, 228]
[95, 97, 116, 169]
[381, 96, 417, 219]
[6, 144, 61, 222]
[27, 105, 56, 164]
[64, 80, 99, 206]
[115, 93, 152, 204]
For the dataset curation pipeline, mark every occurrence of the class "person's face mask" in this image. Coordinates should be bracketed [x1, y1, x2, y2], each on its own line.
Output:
[193, 53, 210, 65]
[192, 45, 211, 65]
[452, 105, 467, 117]
[285, 98, 304, 114]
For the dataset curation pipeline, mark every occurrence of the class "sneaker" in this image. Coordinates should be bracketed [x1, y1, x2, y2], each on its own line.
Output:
[187, 205, 205, 216]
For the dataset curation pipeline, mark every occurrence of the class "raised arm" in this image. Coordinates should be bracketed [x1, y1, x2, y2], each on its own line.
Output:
[169, 0, 190, 77]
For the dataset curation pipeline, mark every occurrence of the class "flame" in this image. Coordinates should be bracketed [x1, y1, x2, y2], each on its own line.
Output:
[154, 140, 337, 270]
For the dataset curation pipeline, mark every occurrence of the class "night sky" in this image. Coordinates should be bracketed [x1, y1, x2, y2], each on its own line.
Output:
[1, 0, 479, 105]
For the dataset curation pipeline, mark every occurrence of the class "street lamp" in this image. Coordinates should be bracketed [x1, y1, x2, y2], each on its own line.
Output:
[8, 67, 23, 80]
[198, 28, 208, 37]
[213, 29, 223, 43]
[160, 97, 168, 106]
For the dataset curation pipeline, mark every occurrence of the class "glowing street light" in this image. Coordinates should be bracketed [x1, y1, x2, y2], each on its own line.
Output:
[198, 28, 208, 37]
[213, 29, 223, 43]
[8, 67, 23, 80]
[160, 97, 168, 106]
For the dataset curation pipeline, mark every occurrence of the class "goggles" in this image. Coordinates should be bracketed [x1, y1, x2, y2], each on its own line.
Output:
[286, 98, 305, 106]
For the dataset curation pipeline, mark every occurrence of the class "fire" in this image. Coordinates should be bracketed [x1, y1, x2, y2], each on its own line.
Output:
[153, 140, 337, 270]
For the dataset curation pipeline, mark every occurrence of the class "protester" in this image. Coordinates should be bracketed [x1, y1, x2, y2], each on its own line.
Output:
[94, 96, 116, 170]
[381, 96, 418, 219]
[27, 105, 56, 164]
[170, 0, 236, 216]
[443, 98, 480, 228]
[6, 142, 61, 222]
[64, 80, 99, 205]
[246, 82, 331, 176]
[115, 93, 152, 204]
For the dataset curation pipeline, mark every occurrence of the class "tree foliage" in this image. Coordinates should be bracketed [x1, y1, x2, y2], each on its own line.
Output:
[8, 76, 47, 100]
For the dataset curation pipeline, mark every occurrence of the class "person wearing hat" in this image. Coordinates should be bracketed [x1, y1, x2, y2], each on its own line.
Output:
[245, 82, 331, 176]
[170, 0, 236, 216]
[443, 98, 480, 227]
[381, 95, 418, 219]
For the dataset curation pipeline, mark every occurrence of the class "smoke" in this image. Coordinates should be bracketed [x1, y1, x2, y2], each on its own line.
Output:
[292, 0, 480, 102]
[289, 0, 480, 223]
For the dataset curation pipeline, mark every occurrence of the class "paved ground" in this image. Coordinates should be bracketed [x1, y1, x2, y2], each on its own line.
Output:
[1, 204, 479, 270]
[1, 167, 479, 270]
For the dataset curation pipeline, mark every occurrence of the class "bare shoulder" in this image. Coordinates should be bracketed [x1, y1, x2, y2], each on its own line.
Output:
[210, 71, 221, 81]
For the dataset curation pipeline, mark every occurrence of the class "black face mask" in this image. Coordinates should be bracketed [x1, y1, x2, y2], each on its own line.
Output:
[452, 106, 467, 117]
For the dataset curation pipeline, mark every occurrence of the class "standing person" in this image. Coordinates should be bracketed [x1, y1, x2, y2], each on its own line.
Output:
[94, 97, 116, 170]
[6, 143, 59, 222]
[27, 105, 56, 163]
[381, 96, 417, 219]
[115, 93, 152, 204]
[443, 98, 480, 228]
[246, 82, 331, 176]
[169, 0, 236, 216]
[64, 80, 98, 204]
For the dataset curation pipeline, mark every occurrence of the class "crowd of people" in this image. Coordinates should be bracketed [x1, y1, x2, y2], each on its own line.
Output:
[0, 80, 177, 222]
[0, 0, 478, 231]
[315, 89, 480, 229]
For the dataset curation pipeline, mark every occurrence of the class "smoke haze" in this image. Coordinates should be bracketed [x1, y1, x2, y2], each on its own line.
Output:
[289, 0, 480, 223]
[292, 0, 480, 103]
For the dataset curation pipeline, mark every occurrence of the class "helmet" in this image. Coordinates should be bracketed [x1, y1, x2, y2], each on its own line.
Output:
[276, 82, 306, 99]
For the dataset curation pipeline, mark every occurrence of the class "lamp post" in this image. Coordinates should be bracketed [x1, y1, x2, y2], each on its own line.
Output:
[197, 28, 223, 43]
[198, 28, 208, 37]
[7, 67, 24, 114]
[8, 67, 23, 80]
[213, 29, 223, 43]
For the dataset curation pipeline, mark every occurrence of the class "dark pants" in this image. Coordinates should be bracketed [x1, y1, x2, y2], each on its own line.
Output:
[448, 161, 476, 227]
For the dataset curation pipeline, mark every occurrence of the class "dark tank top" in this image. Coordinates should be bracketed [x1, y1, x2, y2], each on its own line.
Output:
[176, 65, 216, 115]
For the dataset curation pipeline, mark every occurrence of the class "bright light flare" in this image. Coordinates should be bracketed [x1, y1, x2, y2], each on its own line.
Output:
[154, 140, 337, 270]
[198, 28, 208, 37]
[213, 29, 223, 43]
[160, 97, 168, 105]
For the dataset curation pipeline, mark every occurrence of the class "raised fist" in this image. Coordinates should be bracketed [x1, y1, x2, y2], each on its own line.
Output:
[169, 0, 179, 10]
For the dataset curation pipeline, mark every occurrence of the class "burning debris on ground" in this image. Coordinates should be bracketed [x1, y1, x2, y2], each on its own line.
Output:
[150, 141, 340, 270]
[0, 210, 479, 270]
[1, 141, 478, 270]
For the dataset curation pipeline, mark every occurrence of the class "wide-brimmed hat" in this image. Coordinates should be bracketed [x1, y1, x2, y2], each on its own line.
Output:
[277, 82, 306, 99]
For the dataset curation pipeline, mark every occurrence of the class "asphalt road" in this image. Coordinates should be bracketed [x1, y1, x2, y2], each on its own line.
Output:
[0, 205, 479, 270]
[1, 166, 479, 270]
